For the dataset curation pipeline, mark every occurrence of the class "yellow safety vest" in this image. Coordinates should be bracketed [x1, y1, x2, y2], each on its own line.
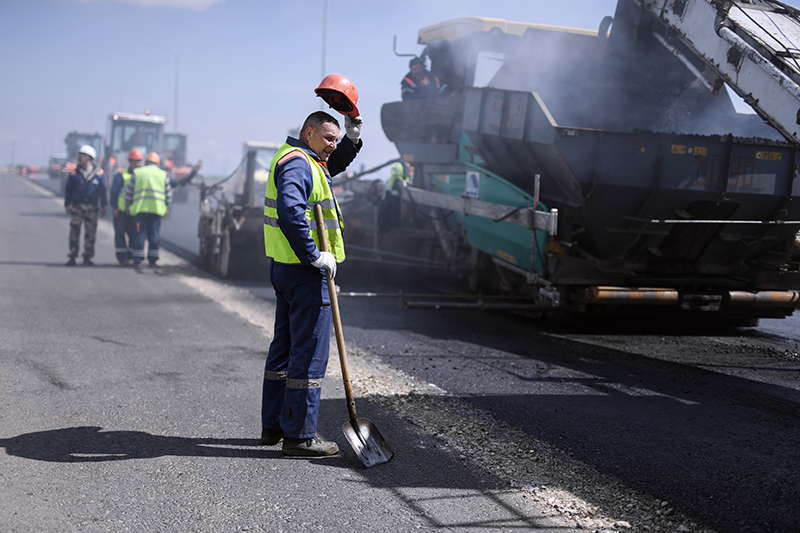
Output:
[117, 169, 132, 211]
[384, 161, 411, 199]
[263, 144, 345, 263]
[130, 164, 168, 217]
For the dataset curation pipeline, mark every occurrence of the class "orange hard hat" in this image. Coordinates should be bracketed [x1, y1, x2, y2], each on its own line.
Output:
[145, 152, 160, 166]
[129, 148, 143, 161]
[315, 73, 360, 118]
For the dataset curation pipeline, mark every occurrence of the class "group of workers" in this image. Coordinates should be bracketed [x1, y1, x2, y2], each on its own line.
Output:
[63, 144, 171, 268]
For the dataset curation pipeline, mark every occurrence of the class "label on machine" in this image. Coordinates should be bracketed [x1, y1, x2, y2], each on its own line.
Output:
[465, 170, 480, 199]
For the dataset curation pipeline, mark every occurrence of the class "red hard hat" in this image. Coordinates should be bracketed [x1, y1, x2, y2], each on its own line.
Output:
[145, 152, 160, 166]
[315, 73, 360, 118]
[129, 148, 143, 161]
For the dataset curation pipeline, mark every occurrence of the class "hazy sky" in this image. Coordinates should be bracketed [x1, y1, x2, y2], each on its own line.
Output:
[1, 0, 798, 175]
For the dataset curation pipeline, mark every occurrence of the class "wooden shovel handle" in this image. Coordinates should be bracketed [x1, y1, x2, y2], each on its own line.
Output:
[314, 204, 358, 422]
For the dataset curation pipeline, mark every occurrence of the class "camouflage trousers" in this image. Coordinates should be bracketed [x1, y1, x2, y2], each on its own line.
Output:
[68, 203, 99, 259]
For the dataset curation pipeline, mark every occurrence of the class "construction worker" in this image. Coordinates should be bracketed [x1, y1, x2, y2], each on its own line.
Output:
[124, 152, 171, 269]
[261, 109, 363, 456]
[378, 161, 412, 234]
[110, 149, 142, 266]
[401, 57, 446, 100]
[385, 161, 412, 196]
[64, 145, 107, 266]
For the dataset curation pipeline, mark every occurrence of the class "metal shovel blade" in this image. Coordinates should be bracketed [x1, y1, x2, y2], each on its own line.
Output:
[343, 418, 394, 468]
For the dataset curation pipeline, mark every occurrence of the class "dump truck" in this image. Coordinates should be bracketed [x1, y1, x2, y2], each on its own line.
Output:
[64, 131, 103, 168]
[363, 0, 800, 324]
[48, 153, 66, 179]
[164, 132, 192, 202]
[104, 112, 192, 201]
[60, 131, 103, 195]
[104, 112, 166, 175]
[164, 132, 188, 168]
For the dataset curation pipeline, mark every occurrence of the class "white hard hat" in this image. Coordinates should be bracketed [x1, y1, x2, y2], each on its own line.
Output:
[78, 144, 96, 160]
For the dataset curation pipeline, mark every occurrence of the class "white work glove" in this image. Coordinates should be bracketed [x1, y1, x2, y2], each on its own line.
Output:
[311, 251, 337, 279]
[345, 115, 363, 144]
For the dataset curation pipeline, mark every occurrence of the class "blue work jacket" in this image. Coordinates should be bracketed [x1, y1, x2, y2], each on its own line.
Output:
[64, 167, 108, 208]
[109, 171, 128, 210]
[273, 135, 361, 265]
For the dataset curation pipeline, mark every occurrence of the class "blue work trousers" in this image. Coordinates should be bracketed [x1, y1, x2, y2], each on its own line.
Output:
[131, 213, 161, 264]
[262, 261, 331, 439]
[113, 211, 134, 264]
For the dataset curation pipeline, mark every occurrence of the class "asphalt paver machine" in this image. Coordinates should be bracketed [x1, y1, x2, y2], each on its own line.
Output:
[370, 0, 800, 324]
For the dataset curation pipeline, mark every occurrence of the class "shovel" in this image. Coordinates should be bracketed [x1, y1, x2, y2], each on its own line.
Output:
[314, 204, 394, 467]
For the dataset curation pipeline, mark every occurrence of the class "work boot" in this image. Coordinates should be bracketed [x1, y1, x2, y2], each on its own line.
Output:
[260, 428, 285, 445]
[133, 262, 143, 271]
[82, 258, 94, 266]
[149, 260, 158, 268]
[65, 257, 76, 266]
[282, 436, 339, 457]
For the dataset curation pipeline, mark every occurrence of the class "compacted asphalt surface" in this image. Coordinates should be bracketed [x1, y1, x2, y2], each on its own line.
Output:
[0, 171, 582, 532]
[4, 171, 800, 532]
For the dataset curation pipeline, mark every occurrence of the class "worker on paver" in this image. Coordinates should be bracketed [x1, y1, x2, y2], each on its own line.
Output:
[261, 104, 363, 457]
[378, 161, 412, 234]
[401, 57, 446, 100]
[110, 149, 142, 266]
[124, 152, 171, 269]
[64, 145, 107, 266]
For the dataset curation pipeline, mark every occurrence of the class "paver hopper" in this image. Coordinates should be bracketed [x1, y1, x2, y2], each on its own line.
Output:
[377, 2, 800, 321]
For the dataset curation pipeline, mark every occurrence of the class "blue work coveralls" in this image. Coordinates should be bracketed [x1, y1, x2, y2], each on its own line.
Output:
[109, 170, 135, 264]
[261, 135, 360, 439]
[123, 164, 172, 265]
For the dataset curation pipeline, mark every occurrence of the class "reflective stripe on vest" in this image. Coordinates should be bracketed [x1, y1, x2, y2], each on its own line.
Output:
[117, 170, 132, 211]
[130, 165, 168, 217]
[263, 143, 345, 263]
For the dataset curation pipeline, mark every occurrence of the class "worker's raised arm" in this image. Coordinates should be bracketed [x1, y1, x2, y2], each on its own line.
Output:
[328, 133, 362, 177]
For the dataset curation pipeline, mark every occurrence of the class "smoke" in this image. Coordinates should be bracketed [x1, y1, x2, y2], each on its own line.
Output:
[420, 1, 782, 142]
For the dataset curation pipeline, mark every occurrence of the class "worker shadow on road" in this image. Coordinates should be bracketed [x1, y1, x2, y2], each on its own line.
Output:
[0, 426, 281, 462]
[2, 418, 564, 529]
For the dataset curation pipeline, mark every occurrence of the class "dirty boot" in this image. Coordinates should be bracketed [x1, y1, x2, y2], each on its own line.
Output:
[260, 428, 284, 445]
[282, 436, 339, 457]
